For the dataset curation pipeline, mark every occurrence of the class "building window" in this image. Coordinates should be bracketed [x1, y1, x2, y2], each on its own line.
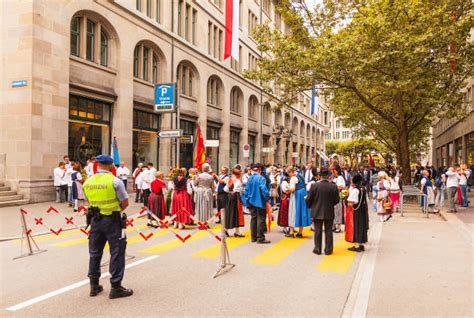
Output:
[336, 120, 341, 128]
[178, 63, 196, 97]
[133, 46, 139, 77]
[230, 87, 242, 114]
[263, 103, 271, 125]
[178, 0, 183, 36]
[100, 31, 108, 67]
[207, 76, 222, 107]
[275, 11, 281, 30]
[179, 120, 195, 168]
[262, 0, 271, 16]
[207, 22, 223, 60]
[206, 125, 220, 173]
[248, 134, 256, 163]
[133, 108, 160, 169]
[248, 53, 257, 71]
[185, 4, 190, 40]
[70, 17, 80, 57]
[156, 0, 161, 23]
[152, 55, 158, 83]
[336, 131, 340, 140]
[210, 0, 222, 9]
[146, 0, 152, 17]
[249, 96, 258, 120]
[192, 9, 197, 44]
[230, 130, 240, 167]
[143, 46, 149, 81]
[231, 46, 242, 72]
[248, 10, 258, 37]
[86, 19, 95, 62]
[136, 0, 141, 11]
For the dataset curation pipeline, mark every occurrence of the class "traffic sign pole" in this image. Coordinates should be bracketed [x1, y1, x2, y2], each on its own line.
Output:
[176, 83, 180, 168]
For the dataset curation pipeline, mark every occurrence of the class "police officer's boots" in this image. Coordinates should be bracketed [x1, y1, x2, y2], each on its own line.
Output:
[109, 283, 133, 299]
[90, 278, 103, 297]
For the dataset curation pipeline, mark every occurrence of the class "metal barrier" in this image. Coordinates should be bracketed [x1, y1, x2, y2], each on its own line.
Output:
[400, 185, 428, 218]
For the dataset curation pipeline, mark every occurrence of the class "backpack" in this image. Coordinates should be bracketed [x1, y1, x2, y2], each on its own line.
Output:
[435, 176, 443, 188]
[467, 172, 474, 187]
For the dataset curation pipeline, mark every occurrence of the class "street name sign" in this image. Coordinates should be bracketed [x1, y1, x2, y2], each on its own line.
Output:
[157, 130, 182, 138]
[204, 140, 219, 147]
[12, 80, 27, 88]
[180, 135, 194, 144]
[154, 83, 176, 112]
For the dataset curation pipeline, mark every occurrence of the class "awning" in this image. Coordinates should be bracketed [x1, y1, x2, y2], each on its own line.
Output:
[317, 150, 330, 162]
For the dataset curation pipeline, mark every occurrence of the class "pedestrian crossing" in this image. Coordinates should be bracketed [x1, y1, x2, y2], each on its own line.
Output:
[20, 217, 359, 273]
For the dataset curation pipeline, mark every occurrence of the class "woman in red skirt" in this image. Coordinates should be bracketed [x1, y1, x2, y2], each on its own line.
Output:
[170, 168, 194, 229]
[148, 171, 167, 227]
[277, 172, 290, 234]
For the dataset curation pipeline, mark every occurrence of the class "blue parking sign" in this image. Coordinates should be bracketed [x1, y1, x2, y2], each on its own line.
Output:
[154, 83, 176, 112]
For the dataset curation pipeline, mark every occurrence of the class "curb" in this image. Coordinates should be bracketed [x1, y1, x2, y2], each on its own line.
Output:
[439, 209, 473, 246]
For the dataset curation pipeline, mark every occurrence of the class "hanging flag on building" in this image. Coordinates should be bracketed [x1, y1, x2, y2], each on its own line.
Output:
[112, 136, 120, 166]
[194, 125, 206, 170]
[224, 0, 240, 61]
[311, 82, 319, 115]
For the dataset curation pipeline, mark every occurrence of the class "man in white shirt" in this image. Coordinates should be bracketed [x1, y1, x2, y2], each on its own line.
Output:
[63, 155, 74, 206]
[53, 162, 68, 203]
[86, 157, 96, 177]
[140, 167, 152, 209]
[133, 163, 144, 203]
[304, 163, 313, 184]
[116, 161, 130, 190]
[445, 165, 460, 212]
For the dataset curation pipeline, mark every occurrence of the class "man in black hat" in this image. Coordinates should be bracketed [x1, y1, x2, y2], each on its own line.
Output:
[306, 168, 340, 255]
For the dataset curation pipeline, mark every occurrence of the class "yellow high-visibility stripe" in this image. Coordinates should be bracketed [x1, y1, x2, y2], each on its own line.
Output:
[140, 225, 221, 254]
[316, 235, 357, 273]
[251, 227, 313, 265]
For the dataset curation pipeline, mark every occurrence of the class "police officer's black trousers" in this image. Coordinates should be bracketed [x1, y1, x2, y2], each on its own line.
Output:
[88, 215, 126, 285]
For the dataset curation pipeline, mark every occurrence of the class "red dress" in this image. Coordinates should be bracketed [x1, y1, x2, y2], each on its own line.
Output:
[149, 179, 166, 220]
[170, 177, 194, 223]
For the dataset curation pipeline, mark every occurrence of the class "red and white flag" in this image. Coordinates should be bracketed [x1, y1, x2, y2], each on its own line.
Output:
[224, 0, 239, 61]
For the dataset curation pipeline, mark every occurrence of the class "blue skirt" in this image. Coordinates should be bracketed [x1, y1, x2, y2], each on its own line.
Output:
[294, 188, 312, 227]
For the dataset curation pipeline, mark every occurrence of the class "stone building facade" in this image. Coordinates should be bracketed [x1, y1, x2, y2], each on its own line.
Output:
[0, 0, 326, 202]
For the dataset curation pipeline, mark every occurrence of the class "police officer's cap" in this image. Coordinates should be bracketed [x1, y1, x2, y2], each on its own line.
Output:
[96, 154, 114, 164]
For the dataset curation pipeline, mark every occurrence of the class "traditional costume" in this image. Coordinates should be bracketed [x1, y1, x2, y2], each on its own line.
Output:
[346, 184, 369, 244]
[277, 177, 290, 227]
[288, 174, 312, 228]
[193, 172, 215, 222]
[224, 178, 245, 230]
[148, 178, 167, 221]
[170, 176, 194, 224]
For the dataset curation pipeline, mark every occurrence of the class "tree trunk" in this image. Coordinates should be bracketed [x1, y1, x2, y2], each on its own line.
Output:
[399, 126, 411, 185]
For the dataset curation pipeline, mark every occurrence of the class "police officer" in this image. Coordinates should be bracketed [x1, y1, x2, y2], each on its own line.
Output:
[83, 154, 133, 299]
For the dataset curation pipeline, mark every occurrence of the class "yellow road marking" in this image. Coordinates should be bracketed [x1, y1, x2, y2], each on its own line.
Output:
[140, 225, 221, 254]
[53, 223, 148, 247]
[192, 230, 251, 259]
[251, 227, 313, 265]
[15, 229, 83, 243]
[316, 235, 357, 273]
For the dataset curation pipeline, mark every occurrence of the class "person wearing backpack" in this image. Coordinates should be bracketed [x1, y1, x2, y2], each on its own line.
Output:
[434, 167, 446, 210]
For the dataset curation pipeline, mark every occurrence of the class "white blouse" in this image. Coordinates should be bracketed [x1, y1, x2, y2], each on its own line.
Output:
[224, 178, 242, 193]
[347, 186, 360, 204]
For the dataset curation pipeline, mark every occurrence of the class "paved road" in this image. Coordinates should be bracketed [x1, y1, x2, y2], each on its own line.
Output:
[0, 201, 472, 317]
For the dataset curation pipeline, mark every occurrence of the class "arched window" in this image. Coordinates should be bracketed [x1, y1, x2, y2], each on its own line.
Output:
[230, 87, 243, 114]
[274, 110, 282, 125]
[285, 113, 291, 127]
[207, 75, 223, 107]
[306, 124, 311, 139]
[70, 14, 115, 67]
[134, 43, 163, 84]
[293, 118, 299, 135]
[300, 120, 305, 136]
[248, 95, 258, 120]
[263, 103, 271, 125]
[177, 61, 198, 97]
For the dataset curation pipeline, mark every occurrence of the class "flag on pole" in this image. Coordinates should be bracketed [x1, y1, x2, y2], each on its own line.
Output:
[194, 125, 206, 170]
[112, 136, 120, 166]
[224, 0, 240, 61]
[311, 83, 318, 115]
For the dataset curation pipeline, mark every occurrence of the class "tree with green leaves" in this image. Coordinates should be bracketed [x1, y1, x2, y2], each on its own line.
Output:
[245, 0, 473, 183]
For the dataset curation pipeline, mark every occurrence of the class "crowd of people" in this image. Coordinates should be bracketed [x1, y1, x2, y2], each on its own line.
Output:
[54, 155, 473, 255]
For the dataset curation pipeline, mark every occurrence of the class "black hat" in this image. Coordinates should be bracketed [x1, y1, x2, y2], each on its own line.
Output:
[352, 174, 363, 185]
[319, 168, 330, 177]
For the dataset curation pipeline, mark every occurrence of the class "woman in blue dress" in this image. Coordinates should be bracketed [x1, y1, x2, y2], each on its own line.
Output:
[286, 167, 312, 238]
